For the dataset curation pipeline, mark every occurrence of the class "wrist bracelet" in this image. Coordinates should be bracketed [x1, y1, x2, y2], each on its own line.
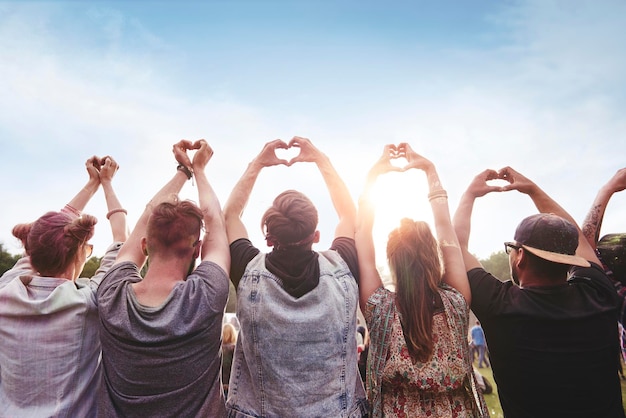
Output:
[177, 164, 193, 180]
[428, 189, 448, 201]
[106, 208, 128, 220]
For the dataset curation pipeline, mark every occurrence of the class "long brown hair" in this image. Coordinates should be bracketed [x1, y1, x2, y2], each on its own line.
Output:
[386, 218, 442, 363]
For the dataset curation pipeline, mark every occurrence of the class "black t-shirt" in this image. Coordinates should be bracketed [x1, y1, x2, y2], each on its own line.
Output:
[468, 263, 624, 418]
[229, 237, 359, 298]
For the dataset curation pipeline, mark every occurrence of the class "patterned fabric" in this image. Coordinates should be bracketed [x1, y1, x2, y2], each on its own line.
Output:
[365, 285, 488, 418]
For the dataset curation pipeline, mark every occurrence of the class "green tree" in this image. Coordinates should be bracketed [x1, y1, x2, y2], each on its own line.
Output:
[0, 243, 21, 276]
[80, 256, 102, 278]
[479, 250, 511, 282]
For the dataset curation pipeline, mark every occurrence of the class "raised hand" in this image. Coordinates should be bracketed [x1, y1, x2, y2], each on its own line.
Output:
[256, 139, 291, 167]
[99, 156, 119, 183]
[605, 168, 626, 193]
[85, 156, 102, 185]
[286, 136, 322, 165]
[172, 139, 198, 169]
[192, 140, 213, 172]
[499, 166, 536, 195]
[367, 144, 404, 179]
[467, 169, 504, 198]
[399, 143, 434, 172]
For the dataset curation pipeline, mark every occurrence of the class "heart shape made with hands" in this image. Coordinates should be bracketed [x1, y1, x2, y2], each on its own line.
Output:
[274, 146, 302, 165]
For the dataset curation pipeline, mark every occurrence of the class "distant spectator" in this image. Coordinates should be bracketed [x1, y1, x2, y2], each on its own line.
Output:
[470, 321, 489, 368]
[222, 322, 238, 398]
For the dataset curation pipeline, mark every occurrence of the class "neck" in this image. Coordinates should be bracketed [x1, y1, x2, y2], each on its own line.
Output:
[518, 272, 567, 288]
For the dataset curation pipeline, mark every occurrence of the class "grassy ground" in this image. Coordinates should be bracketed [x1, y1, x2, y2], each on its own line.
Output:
[475, 361, 626, 418]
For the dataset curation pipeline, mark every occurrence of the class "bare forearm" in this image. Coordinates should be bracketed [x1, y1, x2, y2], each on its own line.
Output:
[66, 179, 100, 213]
[224, 161, 263, 219]
[316, 154, 356, 233]
[101, 181, 128, 242]
[582, 187, 613, 247]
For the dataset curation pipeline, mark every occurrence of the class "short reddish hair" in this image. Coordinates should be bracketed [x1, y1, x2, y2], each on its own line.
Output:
[261, 190, 318, 248]
[146, 200, 203, 257]
[14, 211, 97, 276]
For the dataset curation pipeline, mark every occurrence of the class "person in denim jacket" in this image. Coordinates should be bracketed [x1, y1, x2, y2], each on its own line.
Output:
[0, 156, 127, 418]
[224, 137, 367, 418]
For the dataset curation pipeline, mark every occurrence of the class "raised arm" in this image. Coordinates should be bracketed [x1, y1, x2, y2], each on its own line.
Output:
[192, 140, 230, 274]
[114, 140, 196, 267]
[62, 156, 102, 218]
[401, 143, 471, 302]
[223, 139, 289, 244]
[98, 156, 128, 243]
[288, 136, 356, 239]
[355, 145, 401, 307]
[499, 166, 600, 265]
[453, 169, 503, 272]
[582, 168, 626, 249]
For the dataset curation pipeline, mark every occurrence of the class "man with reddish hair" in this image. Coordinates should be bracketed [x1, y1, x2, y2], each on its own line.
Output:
[97, 140, 230, 417]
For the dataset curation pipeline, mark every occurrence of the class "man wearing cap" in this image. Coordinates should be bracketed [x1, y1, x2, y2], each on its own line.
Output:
[453, 166, 624, 418]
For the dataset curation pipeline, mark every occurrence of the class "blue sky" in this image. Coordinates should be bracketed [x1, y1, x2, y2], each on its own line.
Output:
[1, 0, 625, 268]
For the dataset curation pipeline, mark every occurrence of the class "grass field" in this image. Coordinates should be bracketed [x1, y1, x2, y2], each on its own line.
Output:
[475, 361, 626, 418]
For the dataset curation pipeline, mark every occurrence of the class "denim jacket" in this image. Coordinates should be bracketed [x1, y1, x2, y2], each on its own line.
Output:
[226, 250, 367, 418]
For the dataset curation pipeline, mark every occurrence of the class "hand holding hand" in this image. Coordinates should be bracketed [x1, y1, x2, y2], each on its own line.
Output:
[99, 156, 119, 183]
[85, 156, 102, 184]
[255, 139, 291, 167]
[467, 169, 504, 198]
[192, 140, 213, 172]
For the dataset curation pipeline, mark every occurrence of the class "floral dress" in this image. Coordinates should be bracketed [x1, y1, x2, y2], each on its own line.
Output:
[365, 285, 488, 418]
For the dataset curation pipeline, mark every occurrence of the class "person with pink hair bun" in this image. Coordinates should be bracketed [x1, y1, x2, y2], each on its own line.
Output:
[0, 155, 128, 418]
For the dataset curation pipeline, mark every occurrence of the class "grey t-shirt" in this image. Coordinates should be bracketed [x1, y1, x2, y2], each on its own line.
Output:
[97, 260, 229, 418]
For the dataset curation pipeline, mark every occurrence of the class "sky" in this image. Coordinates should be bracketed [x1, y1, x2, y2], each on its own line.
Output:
[1, 0, 625, 270]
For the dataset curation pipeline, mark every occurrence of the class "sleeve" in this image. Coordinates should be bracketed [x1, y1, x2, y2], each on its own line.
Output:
[570, 262, 622, 314]
[89, 242, 124, 289]
[0, 256, 34, 288]
[188, 261, 230, 314]
[96, 261, 141, 305]
[467, 267, 510, 319]
[330, 237, 360, 284]
[229, 238, 260, 289]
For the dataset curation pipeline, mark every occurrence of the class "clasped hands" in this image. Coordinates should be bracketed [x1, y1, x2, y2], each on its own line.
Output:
[86, 155, 119, 183]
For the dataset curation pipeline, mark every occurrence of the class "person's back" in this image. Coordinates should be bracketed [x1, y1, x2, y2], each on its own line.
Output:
[223, 138, 367, 417]
[97, 259, 228, 416]
[0, 156, 126, 418]
[454, 166, 624, 417]
[97, 140, 231, 417]
[228, 250, 363, 417]
[470, 264, 621, 417]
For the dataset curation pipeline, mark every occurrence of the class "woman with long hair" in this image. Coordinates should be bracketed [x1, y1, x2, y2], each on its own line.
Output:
[0, 156, 127, 417]
[356, 144, 487, 417]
